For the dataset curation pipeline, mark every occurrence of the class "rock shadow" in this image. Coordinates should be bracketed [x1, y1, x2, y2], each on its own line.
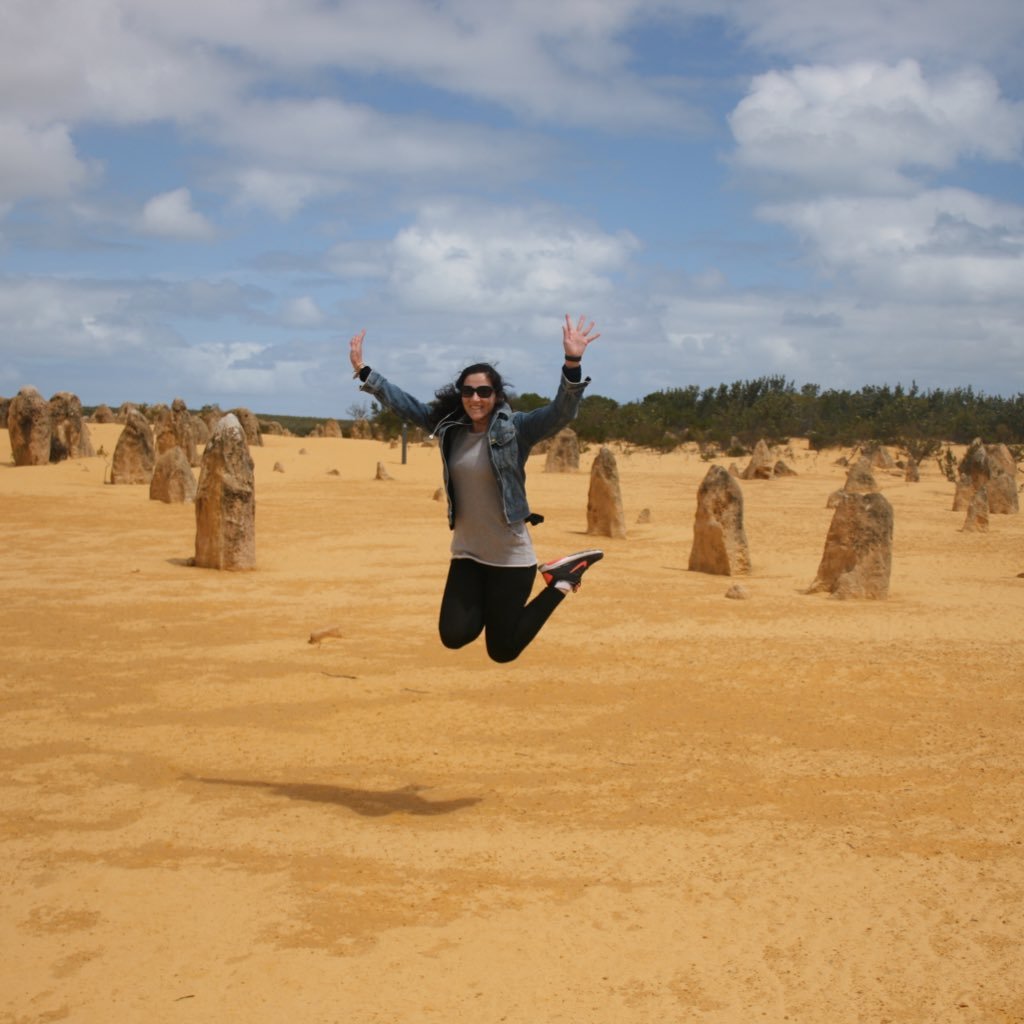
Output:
[184, 775, 482, 817]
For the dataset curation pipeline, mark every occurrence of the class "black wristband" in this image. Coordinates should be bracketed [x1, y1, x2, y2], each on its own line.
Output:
[355, 365, 372, 382]
[563, 354, 582, 363]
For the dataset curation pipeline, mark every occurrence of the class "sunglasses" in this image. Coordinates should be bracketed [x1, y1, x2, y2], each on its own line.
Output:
[460, 385, 495, 399]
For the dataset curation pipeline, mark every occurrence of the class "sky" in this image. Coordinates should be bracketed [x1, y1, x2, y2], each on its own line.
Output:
[2, 0, 1023, 416]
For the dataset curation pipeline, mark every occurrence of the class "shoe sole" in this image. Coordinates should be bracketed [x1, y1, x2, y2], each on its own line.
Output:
[538, 549, 604, 573]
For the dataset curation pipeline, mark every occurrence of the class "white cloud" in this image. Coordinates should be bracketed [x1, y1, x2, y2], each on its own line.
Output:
[0, 274, 268, 365]
[0, 0, 247, 125]
[759, 190, 1024, 302]
[172, 341, 319, 397]
[725, 0, 1024, 67]
[280, 296, 325, 328]
[140, 189, 215, 240]
[384, 201, 639, 313]
[646, 280, 1024, 396]
[217, 98, 551, 197]
[124, 0, 695, 130]
[0, 277, 151, 357]
[325, 241, 392, 281]
[730, 60, 1024, 195]
[0, 118, 93, 205]
[232, 169, 334, 220]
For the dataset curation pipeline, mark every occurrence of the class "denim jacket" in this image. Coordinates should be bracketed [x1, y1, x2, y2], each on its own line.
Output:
[359, 366, 589, 529]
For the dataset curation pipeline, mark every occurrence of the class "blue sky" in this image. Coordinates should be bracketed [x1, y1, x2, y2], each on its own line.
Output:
[2, 0, 1023, 416]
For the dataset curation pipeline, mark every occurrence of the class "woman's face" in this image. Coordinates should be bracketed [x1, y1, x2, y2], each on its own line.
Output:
[461, 371, 498, 432]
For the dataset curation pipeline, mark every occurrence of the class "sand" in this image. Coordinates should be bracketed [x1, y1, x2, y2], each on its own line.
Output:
[2, 425, 1022, 1024]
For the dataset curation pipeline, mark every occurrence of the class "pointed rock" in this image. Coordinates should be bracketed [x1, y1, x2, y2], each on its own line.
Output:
[48, 391, 94, 461]
[544, 428, 580, 472]
[843, 457, 878, 494]
[866, 444, 895, 469]
[741, 439, 775, 479]
[155, 398, 199, 466]
[805, 491, 893, 599]
[7, 386, 52, 466]
[110, 409, 156, 484]
[586, 446, 626, 539]
[961, 486, 989, 533]
[150, 448, 197, 503]
[194, 415, 256, 570]
[688, 465, 751, 576]
[229, 407, 263, 447]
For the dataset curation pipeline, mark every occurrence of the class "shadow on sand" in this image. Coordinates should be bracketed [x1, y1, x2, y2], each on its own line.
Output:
[184, 775, 482, 818]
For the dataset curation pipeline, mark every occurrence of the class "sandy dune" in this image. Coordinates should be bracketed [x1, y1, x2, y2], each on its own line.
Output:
[2, 424, 1022, 1023]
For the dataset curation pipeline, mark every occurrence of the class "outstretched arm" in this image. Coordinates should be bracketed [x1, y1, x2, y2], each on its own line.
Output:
[516, 314, 598, 449]
[346, 329, 436, 432]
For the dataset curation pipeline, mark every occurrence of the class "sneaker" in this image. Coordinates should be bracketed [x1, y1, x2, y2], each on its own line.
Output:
[538, 549, 604, 593]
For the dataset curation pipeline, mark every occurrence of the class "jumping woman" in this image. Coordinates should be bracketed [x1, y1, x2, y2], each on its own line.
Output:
[348, 314, 604, 663]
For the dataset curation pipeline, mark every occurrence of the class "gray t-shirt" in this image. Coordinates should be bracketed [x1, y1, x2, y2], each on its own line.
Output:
[448, 428, 536, 567]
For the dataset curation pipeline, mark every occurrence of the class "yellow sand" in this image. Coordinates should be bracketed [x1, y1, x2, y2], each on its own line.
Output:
[2, 424, 1022, 1023]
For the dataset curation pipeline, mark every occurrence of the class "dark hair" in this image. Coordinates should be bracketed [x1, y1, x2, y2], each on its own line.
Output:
[428, 362, 511, 430]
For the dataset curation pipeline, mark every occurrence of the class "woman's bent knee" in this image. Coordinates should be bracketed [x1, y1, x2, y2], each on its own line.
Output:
[440, 625, 480, 650]
[485, 640, 522, 663]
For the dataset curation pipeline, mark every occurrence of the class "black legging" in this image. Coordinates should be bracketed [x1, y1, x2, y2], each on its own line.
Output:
[438, 558, 565, 663]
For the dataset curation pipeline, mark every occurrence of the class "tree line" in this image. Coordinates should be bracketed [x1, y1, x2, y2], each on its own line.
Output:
[248, 376, 1024, 455]
[507, 377, 1024, 455]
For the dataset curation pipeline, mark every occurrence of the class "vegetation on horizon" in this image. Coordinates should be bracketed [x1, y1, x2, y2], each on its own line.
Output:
[307, 377, 1024, 453]
[80, 377, 1024, 454]
[522, 377, 1024, 454]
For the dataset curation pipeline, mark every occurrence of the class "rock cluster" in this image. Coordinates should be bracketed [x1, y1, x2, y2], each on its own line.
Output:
[155, 398, 199, 466]
[953, 439, 1018, 515]
[740, 439, 797, 480]
[6, 387, 95, 465]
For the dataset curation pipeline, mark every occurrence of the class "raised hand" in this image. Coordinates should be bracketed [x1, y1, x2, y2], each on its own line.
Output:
[349, 329, 366, 374]
[562, 314, 600, 360]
